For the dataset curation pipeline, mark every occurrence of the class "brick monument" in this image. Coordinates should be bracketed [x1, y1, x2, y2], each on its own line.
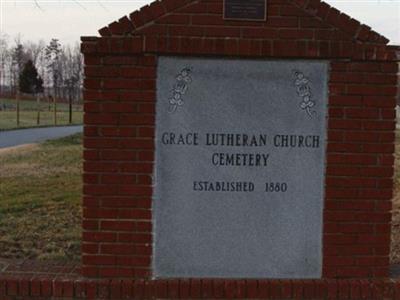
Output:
[84, 0, 399, 297]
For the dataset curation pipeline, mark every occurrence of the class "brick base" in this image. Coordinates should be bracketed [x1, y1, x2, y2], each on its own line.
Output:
[2, 260, 400, 299]
[1, 276, 400, 299]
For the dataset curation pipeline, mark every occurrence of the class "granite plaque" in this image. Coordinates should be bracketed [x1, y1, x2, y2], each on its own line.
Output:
[224, 0, 266, 21]
[153, 57, 328, 279]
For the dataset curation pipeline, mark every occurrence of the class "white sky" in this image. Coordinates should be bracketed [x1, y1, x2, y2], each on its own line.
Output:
[0, 0, 399, 46]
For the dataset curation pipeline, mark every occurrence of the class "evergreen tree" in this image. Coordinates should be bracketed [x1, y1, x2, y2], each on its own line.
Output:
[11, 43, 27, 93]
[45, 39, 62, 97]
[19, 60, 43, 94]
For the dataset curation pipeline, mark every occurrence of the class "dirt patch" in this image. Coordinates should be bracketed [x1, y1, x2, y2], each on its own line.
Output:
[0, 144, 38, 156]
[0, 162, 76, 178]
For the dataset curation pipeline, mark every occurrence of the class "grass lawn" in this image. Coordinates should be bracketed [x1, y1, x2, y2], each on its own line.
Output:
[0, 134, 82, 262]
[0, 98, 83, 130]
[391, 130, 400, 264]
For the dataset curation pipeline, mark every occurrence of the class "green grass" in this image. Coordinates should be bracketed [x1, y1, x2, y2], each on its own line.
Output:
[392, 130, 400, 264]
[0, 134, 82, 261]
[0, 98, 83, 130]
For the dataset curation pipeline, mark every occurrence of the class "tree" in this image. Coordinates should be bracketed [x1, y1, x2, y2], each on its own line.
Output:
[10, 36, 29, 126]
[24, 40, 45, 67]
[0, 34, 84, 107]
[19, 60, 43, 94]
[45, 39, 62, 124]
[62, 43, 83, 102]
[11, 41, 28, 94]
[0, 33, 10, 99]
[44, 38, 62, 98]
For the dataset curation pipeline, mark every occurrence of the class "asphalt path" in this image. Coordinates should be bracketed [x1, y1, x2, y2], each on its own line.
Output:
[0, 125, 83, 149]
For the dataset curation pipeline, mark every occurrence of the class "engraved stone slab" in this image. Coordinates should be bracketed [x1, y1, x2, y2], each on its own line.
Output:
[224, 0, 266, 21]
[153, 57, 328, 279]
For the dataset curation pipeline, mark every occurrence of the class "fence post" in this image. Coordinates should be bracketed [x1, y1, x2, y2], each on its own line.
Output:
[36, 94, 41, 125]
[16, 91, 20, 127]
[69, 96, 72, 124]
[53, 96, 57, 125]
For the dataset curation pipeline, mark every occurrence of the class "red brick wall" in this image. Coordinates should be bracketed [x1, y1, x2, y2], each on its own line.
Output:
[82, 53, 157, 278]
[80, 0, 399, 280]
[324, 61, 398, 278]
[2, 276, 400, 299]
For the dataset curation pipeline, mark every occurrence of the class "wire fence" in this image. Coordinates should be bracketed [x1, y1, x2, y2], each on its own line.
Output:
[0, 95, 83, 130]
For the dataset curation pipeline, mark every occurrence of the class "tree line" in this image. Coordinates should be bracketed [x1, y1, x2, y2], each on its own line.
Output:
[0, 33, 83, 103]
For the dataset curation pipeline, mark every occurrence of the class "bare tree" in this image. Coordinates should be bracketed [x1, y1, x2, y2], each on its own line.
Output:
[24, 39, 46, 65]
[62, 43, 83, 101]
[0, 33, 10, 100]
[60, 43, 82, 122]
[74, 44, 84, 103]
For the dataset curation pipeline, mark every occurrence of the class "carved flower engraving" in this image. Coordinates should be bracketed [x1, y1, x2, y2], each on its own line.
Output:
[293, 70, 315, 117]
[168, 67, 193, 113]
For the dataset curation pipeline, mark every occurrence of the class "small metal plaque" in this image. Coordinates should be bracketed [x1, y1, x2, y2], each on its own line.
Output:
[224, 0, 266, 21]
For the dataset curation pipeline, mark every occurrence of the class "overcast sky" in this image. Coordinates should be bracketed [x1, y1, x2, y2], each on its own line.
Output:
[1, 0, 399, 46]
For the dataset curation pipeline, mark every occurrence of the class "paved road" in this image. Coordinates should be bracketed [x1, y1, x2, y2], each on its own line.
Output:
[0, 125, 83, 149]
